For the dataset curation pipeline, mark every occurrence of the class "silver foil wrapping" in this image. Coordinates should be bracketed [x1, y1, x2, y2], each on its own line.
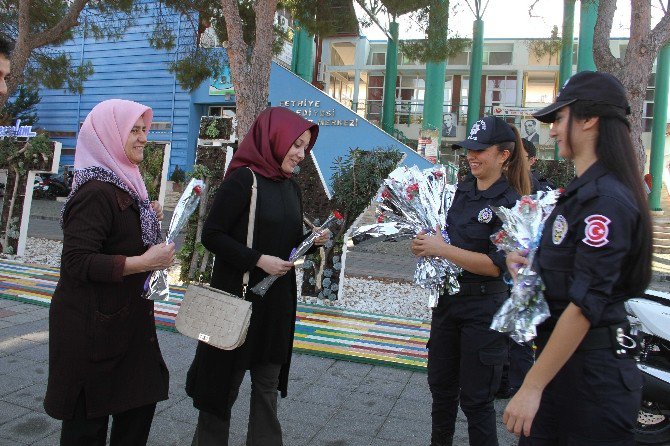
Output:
[143, 178, 206, 301]
[250, 212, 344, 297]
[352, 165, 461, 307]
[489, 189, 561, 343]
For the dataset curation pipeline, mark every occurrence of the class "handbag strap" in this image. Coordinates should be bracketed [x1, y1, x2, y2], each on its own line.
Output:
[242, 168, 257, 298]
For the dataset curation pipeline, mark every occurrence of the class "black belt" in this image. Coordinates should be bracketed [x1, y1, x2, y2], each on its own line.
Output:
[455, 281, 509, 296]
[536, 321, 632, 353]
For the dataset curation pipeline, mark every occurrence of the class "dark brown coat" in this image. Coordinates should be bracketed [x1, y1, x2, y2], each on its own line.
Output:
[44, 180, 169, 419]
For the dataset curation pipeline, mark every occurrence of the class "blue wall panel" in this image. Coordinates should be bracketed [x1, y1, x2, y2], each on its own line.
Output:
[268, 64, 430, 193]
[34, 0, 193, 174]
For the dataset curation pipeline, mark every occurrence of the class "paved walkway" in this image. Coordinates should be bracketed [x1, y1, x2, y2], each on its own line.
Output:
[0, 298, 519, 446]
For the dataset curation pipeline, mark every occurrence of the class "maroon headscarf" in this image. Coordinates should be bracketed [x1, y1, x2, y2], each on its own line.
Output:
[226, 107, 319, 181]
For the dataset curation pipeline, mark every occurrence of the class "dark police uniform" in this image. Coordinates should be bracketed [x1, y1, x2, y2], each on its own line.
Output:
[428, 174, 519, 446]
[531, 171, 553, 193]
[521, 161, 643, 445]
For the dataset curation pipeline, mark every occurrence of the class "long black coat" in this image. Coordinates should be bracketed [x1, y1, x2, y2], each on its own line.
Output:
[185, 168, 307, 418]
[44, 180, 169, 419]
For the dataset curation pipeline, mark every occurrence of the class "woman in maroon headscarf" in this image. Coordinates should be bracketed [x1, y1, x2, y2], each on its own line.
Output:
[186, 107, 326, 445]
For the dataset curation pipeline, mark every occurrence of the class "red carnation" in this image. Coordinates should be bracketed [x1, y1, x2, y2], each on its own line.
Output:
[193, 185, 202, 196]
[381, 189, 391, 199]
[333, 210, 344, 220]
[407, 183, 419, 193]
[433, 171, 443, 178]
[377, 216, 384, 223]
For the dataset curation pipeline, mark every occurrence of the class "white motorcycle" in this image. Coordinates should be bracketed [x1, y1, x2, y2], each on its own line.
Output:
[626, 289, 670, 445]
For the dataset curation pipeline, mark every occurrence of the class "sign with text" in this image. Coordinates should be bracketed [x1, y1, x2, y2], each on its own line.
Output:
[279, 100, 360, 127]
[492, 106, 540, 117]
[418, 129, 439, 164]
[0, 120, 37, 138]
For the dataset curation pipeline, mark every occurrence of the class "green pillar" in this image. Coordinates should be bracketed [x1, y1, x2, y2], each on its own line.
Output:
[648, 44, 670, 211]
[423, 0, 448, 155]
[291, 23, 313, 82]
[577, 0, 597, 72]
[557, 0, 576, 159]
[559, 1, 576, 89]
[382, 21, 399, 134]
[424, 62, 446, 129]
[466, 19, 484, 131]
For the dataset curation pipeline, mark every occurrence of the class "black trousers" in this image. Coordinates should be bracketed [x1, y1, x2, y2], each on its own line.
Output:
[519, 347, 642, 446]
[60, 392, 156, 446]
[191, 362, 283, 446]
[500, 339, 534, 392]
[427, 292, 508, 446]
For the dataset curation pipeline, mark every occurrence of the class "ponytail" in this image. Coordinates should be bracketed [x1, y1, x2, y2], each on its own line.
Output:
[498, 125, 531, 196]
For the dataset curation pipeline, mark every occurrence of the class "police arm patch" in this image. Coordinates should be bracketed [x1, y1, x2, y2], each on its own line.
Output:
[582, 214, 611, 247]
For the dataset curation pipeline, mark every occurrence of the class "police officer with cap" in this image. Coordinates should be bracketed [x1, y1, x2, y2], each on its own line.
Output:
[522, 139, 554, 193]
[413, 115, 530, 446]
[503, 71, 650, 445]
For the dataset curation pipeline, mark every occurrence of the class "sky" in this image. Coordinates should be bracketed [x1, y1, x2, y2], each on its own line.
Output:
[358, 0, 667, 41]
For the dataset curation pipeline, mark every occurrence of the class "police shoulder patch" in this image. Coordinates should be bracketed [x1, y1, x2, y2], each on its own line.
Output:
[552, 214, 568, 245]
[583, 214, 611, 247]
[478, 207, 493, 223]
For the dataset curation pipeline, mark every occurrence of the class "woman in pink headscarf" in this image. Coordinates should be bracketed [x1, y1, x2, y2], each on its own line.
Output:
[186, 107, 328, 445]
[44, 99, 175, 445]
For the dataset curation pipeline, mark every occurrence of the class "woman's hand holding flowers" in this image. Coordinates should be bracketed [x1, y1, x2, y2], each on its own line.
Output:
[411, 225, 448, 257]
[506, 250, 529, 282]
[313, 228, 331, 246]
[257, 255, 294, 276]
[151, 201, 164, 221]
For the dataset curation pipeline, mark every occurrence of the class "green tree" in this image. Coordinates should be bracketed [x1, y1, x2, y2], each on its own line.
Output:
[0, 0, 136, 109]
[0, 85, 40, 126]
[527, 25, 562, 65]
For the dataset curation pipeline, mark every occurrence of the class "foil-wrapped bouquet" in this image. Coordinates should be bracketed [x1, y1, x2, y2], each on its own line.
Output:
[489, 189, 561, 342]
[352, 165, 461, 307]
[143, 178, 205, 301]
[250, 211, 344, 297]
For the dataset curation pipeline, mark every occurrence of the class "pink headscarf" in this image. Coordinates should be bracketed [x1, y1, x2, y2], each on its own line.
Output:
[74, 99, 153, 199]
[64, 99, 161, 246]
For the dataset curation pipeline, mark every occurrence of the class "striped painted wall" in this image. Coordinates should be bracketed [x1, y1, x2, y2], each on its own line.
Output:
[34, 1, 195, 172]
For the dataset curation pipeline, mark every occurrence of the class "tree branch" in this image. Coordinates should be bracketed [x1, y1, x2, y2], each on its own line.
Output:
[649, 4, 670, 52]
[353, 0, 392, 40]
[593, 0, 619, 75]
[31, 0, 89, 49]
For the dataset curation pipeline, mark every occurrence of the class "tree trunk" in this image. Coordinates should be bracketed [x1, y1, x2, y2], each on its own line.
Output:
[219, 0, 278, 142]
[592, 0, 661, 175]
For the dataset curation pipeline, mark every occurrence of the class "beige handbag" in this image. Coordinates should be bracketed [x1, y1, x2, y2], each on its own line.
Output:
[175, 169, 257, 350]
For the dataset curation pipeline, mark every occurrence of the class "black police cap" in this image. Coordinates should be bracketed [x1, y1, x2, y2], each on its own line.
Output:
[452, 116, 516, 151]
[533, 71, 631, 123]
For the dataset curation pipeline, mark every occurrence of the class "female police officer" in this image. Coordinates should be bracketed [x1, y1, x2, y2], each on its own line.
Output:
[503, 71, 651, 445]
[412, 115, 530, 446]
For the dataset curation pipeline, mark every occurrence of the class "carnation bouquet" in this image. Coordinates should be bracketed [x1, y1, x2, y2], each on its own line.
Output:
[352, 165, 461, 307]
[489, 189, 561, 342]
[143, 178, 205, 301]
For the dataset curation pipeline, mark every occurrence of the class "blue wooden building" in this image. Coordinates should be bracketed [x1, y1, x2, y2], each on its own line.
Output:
[33, 1, 426, 193]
